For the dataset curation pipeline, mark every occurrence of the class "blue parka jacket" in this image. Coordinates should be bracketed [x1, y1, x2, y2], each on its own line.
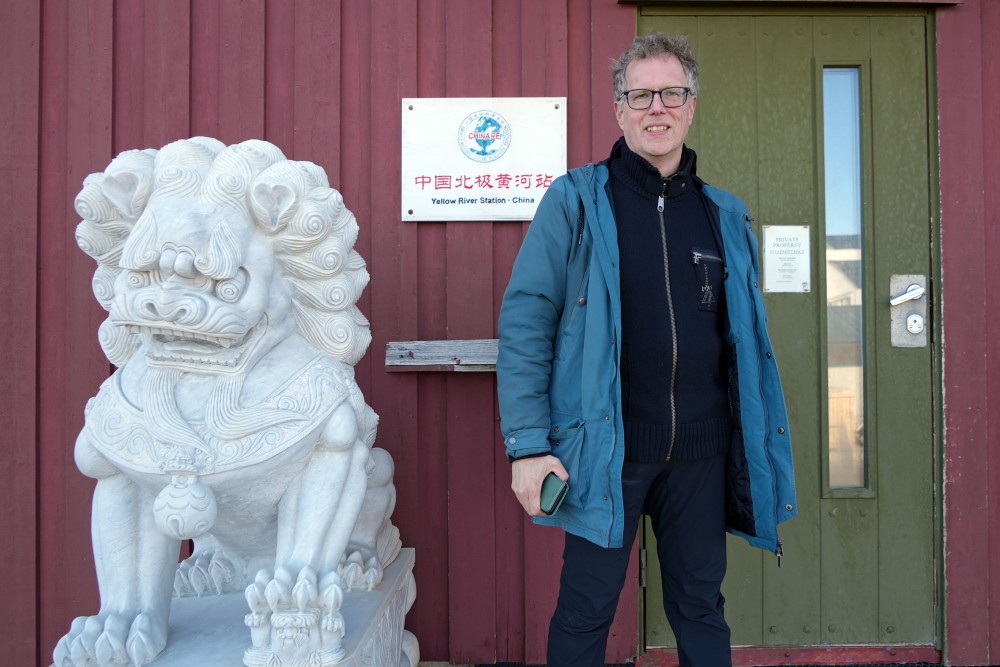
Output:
[497, 160, 797, 552]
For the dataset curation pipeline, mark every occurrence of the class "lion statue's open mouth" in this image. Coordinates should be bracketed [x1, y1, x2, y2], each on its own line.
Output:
[128, 319, 264, 369]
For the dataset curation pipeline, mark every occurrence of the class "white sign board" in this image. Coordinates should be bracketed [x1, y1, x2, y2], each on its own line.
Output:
[401, 97, 567, 221]
[763, 225, 811, 292]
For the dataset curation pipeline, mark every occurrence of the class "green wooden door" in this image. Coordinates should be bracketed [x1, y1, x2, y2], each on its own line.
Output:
[639, 8, 939, 650]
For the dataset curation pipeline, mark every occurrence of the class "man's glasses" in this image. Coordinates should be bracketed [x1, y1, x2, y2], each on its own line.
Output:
[619, 87, 692, 110]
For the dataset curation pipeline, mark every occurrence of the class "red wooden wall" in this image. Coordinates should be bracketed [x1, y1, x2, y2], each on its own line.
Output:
[938, 0, 1000, 664]
[0, 1, 636, 665]
[3, 1, 1000, 666]
[1, 0, 41, 663]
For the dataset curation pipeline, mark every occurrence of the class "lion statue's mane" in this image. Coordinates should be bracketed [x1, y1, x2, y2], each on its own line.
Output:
[77, 136, 372, 387]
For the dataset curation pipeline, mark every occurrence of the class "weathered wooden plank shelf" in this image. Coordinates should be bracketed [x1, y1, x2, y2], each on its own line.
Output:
[385, 339, 499, 372]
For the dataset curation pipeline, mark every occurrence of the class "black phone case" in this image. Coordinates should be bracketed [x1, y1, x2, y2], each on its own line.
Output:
[540, 472, 568, 515]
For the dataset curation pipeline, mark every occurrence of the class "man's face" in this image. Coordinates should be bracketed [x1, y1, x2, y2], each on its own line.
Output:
[614, 54, 697, 177]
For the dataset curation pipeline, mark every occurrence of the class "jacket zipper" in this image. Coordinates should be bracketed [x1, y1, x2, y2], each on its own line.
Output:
[693, 250, 723, 300]
[607, 373, 618, 547]
[692, 250, 723, 264]
[658, 186, 678, 460]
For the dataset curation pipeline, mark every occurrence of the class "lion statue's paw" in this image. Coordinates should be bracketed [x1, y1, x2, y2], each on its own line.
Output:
[242, 567, 346, 666]
[53, 610, 167, 667]
[338, 549, 383, 592]
[174, 548, 242, 597]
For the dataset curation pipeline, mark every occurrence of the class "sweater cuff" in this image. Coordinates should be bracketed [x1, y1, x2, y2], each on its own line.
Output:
[503, 428, 551, 461]
[507, 451, 551, 464]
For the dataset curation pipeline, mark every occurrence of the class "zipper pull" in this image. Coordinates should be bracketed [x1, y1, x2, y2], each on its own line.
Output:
[657, 195, 664, 213]
[693, 251, 702, 265]
[775, 541, 784, 567]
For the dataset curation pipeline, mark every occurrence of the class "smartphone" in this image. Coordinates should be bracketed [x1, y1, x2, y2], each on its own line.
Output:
[540, 472, 568, 515]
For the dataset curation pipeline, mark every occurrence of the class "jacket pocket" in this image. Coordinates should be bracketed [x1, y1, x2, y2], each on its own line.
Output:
[548, 414, 589, 506]
[692, 246, 724, 313]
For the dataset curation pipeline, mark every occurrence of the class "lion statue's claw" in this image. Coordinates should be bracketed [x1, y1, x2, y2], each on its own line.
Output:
[175, 548, 241, 597]
[53, 616, 86, 666]
[93, 614, 128, 665]
[127, 613, 167, 667]
[52, 611, 167, 667]
[243, 567, 346, 666]
[338, 550, 384, 592]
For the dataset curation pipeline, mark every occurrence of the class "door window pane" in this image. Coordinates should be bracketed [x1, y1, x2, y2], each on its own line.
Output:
[824, 68, 866, 489]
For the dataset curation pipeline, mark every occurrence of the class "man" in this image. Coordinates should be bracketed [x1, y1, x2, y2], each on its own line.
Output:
[496, 33, 796, 667]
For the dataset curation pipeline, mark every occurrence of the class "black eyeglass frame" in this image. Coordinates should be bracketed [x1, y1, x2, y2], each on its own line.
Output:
[619, 87, 693, 110]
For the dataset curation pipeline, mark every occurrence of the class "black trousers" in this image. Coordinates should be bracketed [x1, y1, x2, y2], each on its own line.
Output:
[546, 455, 731, 667]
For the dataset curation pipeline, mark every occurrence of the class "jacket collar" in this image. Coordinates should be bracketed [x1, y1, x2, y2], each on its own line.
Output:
[608, 137, 697, 200]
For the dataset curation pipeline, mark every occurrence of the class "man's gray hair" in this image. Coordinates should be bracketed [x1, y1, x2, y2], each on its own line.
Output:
[611, 32, 700, 100]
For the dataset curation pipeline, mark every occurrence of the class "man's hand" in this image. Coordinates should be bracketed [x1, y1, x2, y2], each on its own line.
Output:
[511, 455, 569, 516]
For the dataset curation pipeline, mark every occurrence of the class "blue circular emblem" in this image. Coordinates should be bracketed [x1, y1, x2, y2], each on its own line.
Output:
[458, 110, 512, 163]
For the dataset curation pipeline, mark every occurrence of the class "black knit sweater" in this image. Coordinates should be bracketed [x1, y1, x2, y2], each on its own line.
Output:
[608, 138, 733, 462]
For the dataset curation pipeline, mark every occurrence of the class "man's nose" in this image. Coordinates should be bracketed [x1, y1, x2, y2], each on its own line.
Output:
[648, 92, 668, 112]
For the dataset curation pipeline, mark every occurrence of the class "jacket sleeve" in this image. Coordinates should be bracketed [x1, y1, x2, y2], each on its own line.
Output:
[497, 179, 577, 460]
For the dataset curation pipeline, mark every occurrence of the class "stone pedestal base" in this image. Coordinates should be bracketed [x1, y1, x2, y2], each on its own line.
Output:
[120, 549, 416, 667]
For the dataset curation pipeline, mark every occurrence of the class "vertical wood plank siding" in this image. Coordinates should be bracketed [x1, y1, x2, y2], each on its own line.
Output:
[0, 0, 40, 664]
[12, 1, 999, 665]
[984, 4, 1000, 662]
[36, 0, 113, 662]
[986, 4, 1000, 663]
[938, 0, 1000, 664]
[13, 1, 635, 664]
[443, 4, 498, 661]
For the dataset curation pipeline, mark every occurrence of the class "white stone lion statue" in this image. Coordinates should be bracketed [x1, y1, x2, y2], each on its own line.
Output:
[52, 138, 416, 667]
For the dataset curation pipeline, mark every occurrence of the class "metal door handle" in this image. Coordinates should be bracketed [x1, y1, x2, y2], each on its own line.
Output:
[889, 284, 925, 306]
[890, 275, 927, 348]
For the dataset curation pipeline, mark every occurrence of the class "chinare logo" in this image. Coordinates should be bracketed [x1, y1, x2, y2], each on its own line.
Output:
[458, 110, 512, 163]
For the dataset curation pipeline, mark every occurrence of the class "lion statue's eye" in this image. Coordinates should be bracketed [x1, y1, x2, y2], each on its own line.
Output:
[215, 269, 248, 303]
[125, 270, 152, 288]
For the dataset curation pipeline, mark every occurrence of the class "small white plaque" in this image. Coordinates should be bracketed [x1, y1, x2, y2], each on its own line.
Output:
[763, 225, 811, 292]
[401, 97, 567, 221]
